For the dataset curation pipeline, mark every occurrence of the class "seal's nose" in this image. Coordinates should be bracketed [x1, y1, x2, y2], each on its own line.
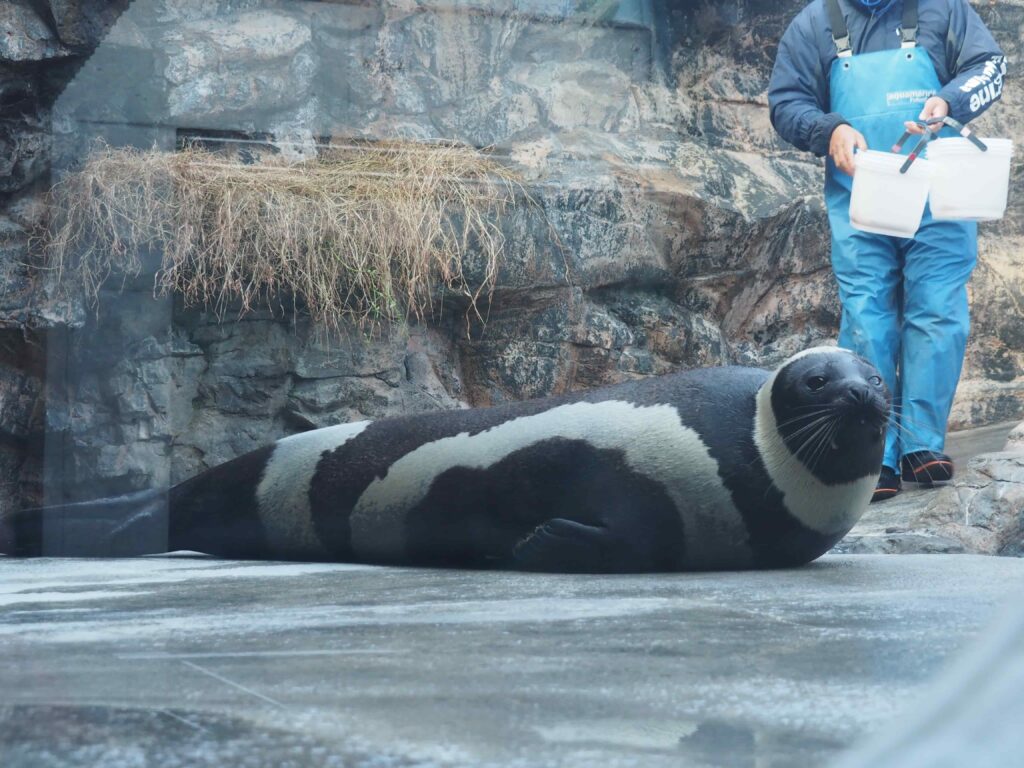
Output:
[848, 383, 872, 406]
[843, 380, 887, 429]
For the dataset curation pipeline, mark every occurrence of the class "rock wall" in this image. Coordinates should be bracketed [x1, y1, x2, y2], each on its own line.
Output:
[1, 0, 1023, 508]
[1, 0, 133, 507]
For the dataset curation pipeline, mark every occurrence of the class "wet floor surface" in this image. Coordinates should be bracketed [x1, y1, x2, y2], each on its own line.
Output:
[945, 420, 1017, 467]
[2, 554, 1023, 767]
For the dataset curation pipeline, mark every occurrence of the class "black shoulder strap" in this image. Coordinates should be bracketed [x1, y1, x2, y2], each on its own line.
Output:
[828, 0, 918, 56]
[826, 0, 852, 58]
[901, 0, 919, 48]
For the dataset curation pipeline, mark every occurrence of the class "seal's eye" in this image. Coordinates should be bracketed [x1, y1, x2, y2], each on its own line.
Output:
[807, 375, 828, 391]
[868, 375, 883, 387]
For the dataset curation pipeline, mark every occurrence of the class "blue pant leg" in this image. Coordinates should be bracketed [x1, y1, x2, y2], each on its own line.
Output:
[899, 215, 977, 455]
[829, 209, 903, 469]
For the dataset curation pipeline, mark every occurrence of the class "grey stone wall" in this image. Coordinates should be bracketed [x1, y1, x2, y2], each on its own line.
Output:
[1, 0, 133, 508]
[1, 0, 1022, 508]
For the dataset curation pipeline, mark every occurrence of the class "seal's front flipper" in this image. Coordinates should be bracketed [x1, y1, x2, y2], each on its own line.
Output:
[511, 518, 611, 573]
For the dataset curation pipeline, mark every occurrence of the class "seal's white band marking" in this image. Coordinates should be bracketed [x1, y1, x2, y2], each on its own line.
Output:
[256, 421, 371, 556]
[348, 400, 750, 568]
[753, 372, 875, 536]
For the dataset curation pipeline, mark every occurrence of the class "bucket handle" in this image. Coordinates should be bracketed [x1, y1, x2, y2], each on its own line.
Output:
[894, 131, 934, 174]
[893, 116, 989, 174]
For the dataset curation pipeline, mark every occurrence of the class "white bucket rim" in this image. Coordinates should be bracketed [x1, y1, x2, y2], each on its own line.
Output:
[854, 149, 931, 177]
[927, 137, 1014, 156]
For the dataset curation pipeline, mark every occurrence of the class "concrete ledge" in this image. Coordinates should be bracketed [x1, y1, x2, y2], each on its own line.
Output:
[2, 554, 1023, 766]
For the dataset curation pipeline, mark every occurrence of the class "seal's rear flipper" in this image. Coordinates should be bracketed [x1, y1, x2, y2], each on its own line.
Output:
[511, 518, 612, 573]
[0, 489, 170, 557]
[0, 505, 42, 556]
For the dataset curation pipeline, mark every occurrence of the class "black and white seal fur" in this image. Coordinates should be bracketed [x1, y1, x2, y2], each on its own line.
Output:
[1, 347, 890, 572]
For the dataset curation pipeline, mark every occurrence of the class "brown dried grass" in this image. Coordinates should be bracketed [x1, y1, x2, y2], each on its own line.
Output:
[42, 141, 524, 333]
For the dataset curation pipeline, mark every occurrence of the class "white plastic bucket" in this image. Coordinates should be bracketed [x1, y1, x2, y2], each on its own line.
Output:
[926, 137, 1013, 221]
[849, 150, 932, 238]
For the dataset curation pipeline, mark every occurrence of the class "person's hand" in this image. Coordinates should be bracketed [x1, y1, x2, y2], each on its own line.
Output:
[830, 124, 867, 176]
[904, 96, 950, 134]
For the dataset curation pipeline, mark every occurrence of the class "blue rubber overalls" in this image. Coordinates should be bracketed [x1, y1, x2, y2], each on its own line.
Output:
[824, 0, 977, 471]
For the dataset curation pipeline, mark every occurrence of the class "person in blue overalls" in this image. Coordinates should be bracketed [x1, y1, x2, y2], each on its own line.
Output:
[768, 0, 1006, 501]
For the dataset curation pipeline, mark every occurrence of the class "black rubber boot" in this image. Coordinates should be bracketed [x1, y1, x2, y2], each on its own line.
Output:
[901, 450, 954, 486]
[871, 466, 902, 503]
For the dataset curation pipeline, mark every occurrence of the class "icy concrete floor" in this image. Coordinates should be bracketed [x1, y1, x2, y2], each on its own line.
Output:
[2, 554, 1023, 767]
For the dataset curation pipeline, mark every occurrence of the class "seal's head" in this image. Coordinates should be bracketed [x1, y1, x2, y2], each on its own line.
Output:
[752, 347, 890, 540]
[766, 346, 890, 485]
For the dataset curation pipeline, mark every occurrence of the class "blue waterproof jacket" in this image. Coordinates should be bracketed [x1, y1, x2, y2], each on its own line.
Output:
[769, 0, 1006, 156]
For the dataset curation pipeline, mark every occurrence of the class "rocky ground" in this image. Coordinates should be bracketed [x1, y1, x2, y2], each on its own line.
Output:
[837, 421, 1024, 557]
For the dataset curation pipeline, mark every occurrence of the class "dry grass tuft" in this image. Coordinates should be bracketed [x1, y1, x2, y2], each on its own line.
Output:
[42, 141, 525, 333]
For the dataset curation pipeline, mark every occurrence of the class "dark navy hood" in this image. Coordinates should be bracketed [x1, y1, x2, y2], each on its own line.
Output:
[850, 0, 897, 14]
